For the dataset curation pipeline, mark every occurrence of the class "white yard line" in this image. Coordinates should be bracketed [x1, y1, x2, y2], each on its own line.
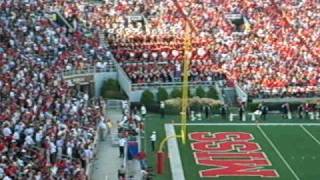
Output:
[165, 124, 185, 180]
[170, 123, 320, 126]
[300, 125, 320, 145]
[257, 126, 300, 180]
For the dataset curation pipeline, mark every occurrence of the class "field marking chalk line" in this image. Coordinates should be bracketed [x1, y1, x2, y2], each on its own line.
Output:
[257, 125, 300, 180]
[165, 124, 185, 180]
[300, 125, 320, 146]
[170, 123, 320, 126]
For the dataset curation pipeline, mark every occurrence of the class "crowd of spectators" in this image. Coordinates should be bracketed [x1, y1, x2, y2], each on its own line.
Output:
[1, 0, 318, 178]
[0, 1, 111, 179]
[59, 0, 320, 98]
[219, 0, 320, 98]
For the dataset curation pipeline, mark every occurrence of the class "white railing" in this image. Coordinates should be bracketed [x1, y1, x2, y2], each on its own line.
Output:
[117, 64, 132, 95]
[235, 83, 248, 103]
[62, 65, 116, 77]
[214, 82, 225, 104]
[86, 126, 100, 179]
[97, 31, 133, 95]
[123, 142, 128, 168]
[108, 51, 133, 95]
[54, 10, 75, 32]
[106, 99, 124, 109]
[131, 81, 214, 91]
[253, 97, 320, 103]
[86, 98, 105, 179]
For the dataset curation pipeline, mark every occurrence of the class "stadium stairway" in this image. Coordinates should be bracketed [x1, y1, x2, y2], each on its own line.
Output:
[54, 10, 75, 32]
[91, 109, 142, 180]
[91, 110, 123, 180]
[222, 87, 237, 106]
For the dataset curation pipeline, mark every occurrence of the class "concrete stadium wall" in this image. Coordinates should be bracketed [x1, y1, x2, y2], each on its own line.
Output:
[129, 86, 212, 102]
[94, 72, 117, 96]
[64, 70, 217, 102]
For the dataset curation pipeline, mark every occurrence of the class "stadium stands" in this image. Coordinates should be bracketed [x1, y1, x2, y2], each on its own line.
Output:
[59, 0, 319, 99]
[0, 1, 111, 179]
[0, 0, 319, 178]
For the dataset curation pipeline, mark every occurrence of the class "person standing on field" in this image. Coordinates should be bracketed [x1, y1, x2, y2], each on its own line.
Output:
[141, 105, 147, 119]
[239, 105, 245, 121]
[261, 104, 269, 121]
[160, 101, 165, 118]
[150, 131, 157, 152]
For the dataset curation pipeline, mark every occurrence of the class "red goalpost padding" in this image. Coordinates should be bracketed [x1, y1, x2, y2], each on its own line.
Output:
[157, 152, 166, 174]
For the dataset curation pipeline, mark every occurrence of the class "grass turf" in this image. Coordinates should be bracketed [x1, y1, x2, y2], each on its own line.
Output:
[176, 125, 320, 180]
[143, 113, 320, 180]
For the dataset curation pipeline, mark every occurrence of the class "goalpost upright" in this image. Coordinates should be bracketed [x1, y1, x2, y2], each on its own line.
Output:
[180, 23, 192, 144]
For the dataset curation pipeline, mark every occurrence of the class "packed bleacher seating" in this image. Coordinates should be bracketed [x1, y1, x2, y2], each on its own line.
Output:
[0, 1, 111, 179]
[59, 0, 319, 98]
[0, 0, 319, 178]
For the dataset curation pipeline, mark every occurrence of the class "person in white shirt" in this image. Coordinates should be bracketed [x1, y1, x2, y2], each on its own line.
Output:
[2, 124, 12, 138]
[99, 120, 107, 141]
[134, 114, 141, 123]
[83, 93, 89, 102]
[122, 100, 128, 114]
[12, 131, 20, 141]
[56, 138, 64, 160]
[3, 176, 12, 180]
[119, 137, 126, 158]
[24, 135, 35, 147]
[150, 131, 157, 152]
[141, 105, 147, 118]
[119, 115, 128, 127]
[160, 101, 165, 118]
[0, 167, 4, 179]
[50, 141, 57, 163]
[84, 147, 93, 167]
[35, 129, 43, 145]
[66, 141, 74, 159]
[24, 126, 34, 136]
[34, 171, 42, 180]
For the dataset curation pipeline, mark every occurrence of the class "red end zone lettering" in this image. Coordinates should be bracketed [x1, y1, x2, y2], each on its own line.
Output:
[190, 132, 279, 178]
[189, 132, 254, 142]
[191, 141, 261, 152]
[194, 152, 278, 177]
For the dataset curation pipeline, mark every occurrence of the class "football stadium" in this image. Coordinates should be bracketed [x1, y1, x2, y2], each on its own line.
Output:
[0, 0, 320, 180]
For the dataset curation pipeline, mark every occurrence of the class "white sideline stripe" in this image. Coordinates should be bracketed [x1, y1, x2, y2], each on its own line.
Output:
[300, 125, 320, 146]
[170, 123, 320, 126]
[257, 126, 300, 180]
[165, 124, 185, 180]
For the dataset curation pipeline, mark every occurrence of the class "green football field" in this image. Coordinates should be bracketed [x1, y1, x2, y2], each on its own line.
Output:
[143, 114, 320, 180]
[174, 123, 320, 180]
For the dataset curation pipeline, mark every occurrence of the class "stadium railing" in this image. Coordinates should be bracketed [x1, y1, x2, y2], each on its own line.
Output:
[214, 82, 226, 104]
[235, 83, 248, 102]
[106, 99, 124, 109]
[117, 64, 132, 95]
[62, 65, 116, 77]
[131, 81, 214, 91]
[97, 30, 133, 96]
[86, 127, 100, 179]
[86, 97, 105, 179]
[252, 97, 320, 103]
[107, 49, 133, 95]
